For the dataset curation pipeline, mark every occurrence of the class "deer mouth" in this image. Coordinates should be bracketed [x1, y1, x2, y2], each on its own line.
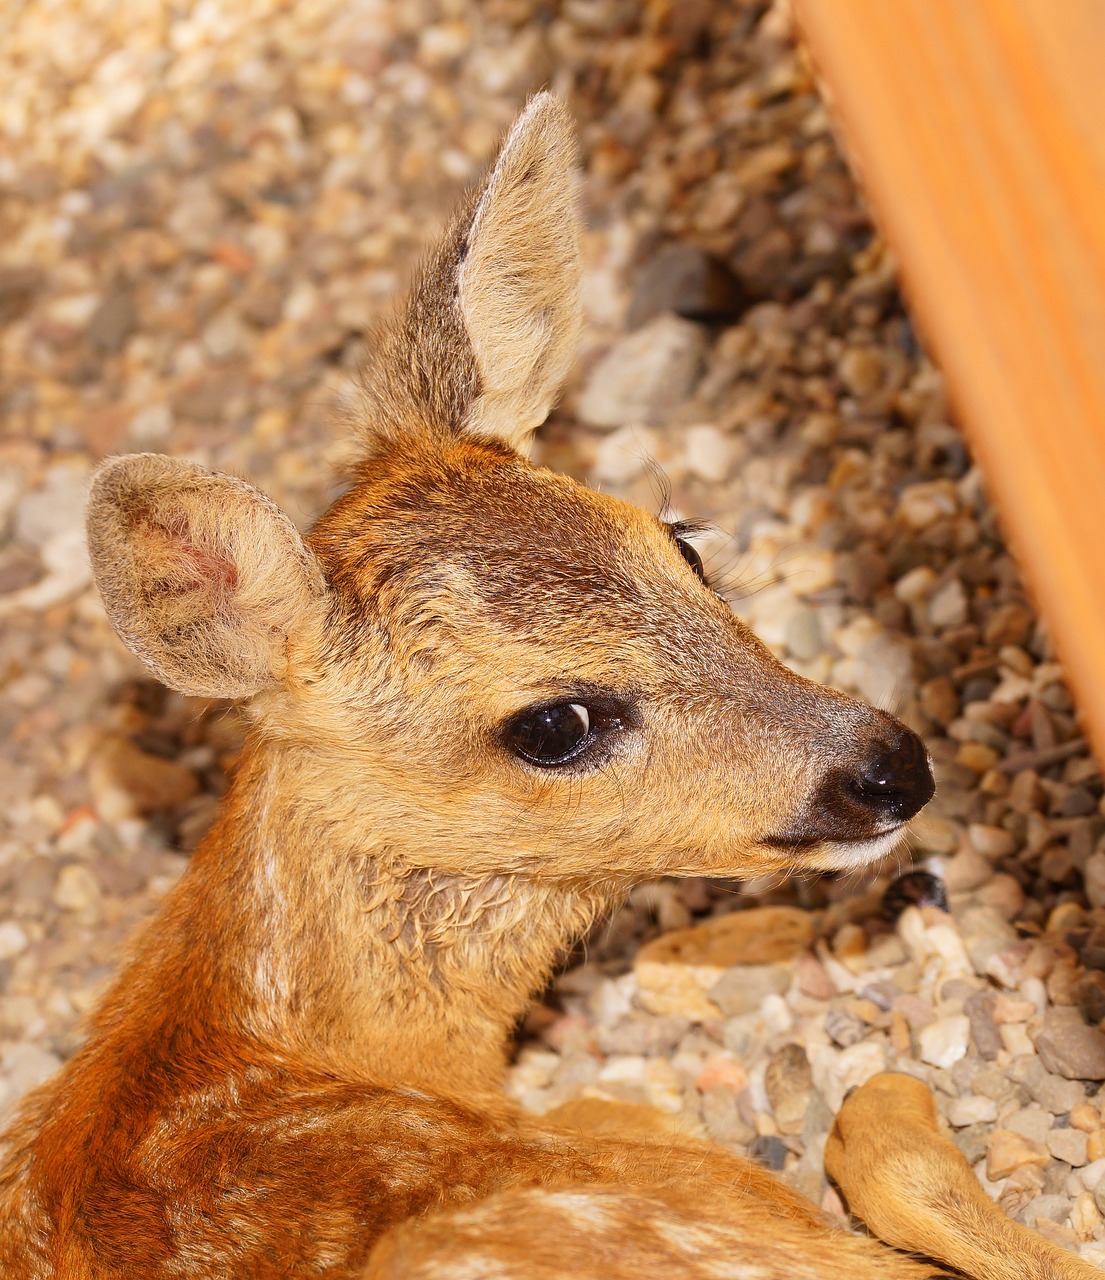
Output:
[759, 821, 909, 869]
[797, 826, 913, 872]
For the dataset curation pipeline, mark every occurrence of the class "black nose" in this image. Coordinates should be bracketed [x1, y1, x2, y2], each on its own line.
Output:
[849, 729, 934, 823]
[764, 720, 936, 850]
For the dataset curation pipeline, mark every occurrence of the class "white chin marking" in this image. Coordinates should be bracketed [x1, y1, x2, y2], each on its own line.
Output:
[808, 826, 907, 871]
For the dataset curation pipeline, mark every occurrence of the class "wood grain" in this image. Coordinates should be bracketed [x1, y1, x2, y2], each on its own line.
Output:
[793, 0, 1105, 762]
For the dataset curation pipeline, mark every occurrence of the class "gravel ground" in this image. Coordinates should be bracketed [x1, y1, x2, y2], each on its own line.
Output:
[3, 0, 1105, 1264]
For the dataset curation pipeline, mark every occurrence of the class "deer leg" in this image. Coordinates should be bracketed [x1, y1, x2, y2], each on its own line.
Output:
[364, 1181, 949, 1280]
[825, 1072, 1098, 1280]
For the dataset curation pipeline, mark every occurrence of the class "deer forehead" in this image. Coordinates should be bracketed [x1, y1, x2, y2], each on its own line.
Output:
[309, 440, 743, 676]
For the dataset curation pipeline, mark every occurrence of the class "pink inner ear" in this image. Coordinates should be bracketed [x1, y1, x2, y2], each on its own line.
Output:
[131, 504, 239, 599]
[172, 529, 240, 594]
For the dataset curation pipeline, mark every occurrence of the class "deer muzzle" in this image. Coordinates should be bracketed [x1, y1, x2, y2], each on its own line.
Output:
[764, 722, 935, 864]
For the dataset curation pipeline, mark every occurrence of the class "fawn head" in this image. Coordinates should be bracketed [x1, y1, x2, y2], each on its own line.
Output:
[87, 95, 933, 892]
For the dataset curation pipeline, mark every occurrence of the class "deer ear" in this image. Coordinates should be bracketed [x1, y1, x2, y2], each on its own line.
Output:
[456, 93, 582, 451]
[87, 454, 327, 700]
[358, 94, 581, 452]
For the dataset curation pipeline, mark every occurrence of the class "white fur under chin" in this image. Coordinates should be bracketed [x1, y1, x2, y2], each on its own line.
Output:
[805, 825, 908, 872]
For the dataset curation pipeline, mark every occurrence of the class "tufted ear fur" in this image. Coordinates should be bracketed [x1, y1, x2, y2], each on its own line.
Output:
[87, 454, 327, 700]
[358, 93, 581, 453]
[457, 93, 582, 450]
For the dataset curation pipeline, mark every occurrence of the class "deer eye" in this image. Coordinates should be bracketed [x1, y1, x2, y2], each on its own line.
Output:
[505, 702, 593, 766]
[675, 537, 705, 581]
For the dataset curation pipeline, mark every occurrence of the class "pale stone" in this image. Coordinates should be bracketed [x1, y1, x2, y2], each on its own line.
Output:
[0, 920, 29, 961]
[948, 1095, 998, 1127]
[129, 402, 173, 444]
[1007, 1105, 1054, 1144]
[958, 905, 1020, 980]
[761, 993, 794, 1036]
[745, 583, 802, 651]
[968, 823, 1018, 859]
[774, 1092, 810, 1135]
[53, 863, 100, 913]
[598, 1055, 647, 1086]
[1000, 1023, 1036, 1057]
[708, 964, 792, 1017]
[13, 459, 92, 547]
[928, 577, 969, 629]
[893, 565, 937, 604]
[764, 1043, 812, 1113]
[684, 424, 738, 483]
[918, 1015, 971, 1068]
[578, 314, 707, 428]
[853, 633, 914, 709]
[1021, 1194, 1073, 1228]
[943, 849, 992, 893]
[588, 972, 637, 1024]
[0, 527, 92, 620]
[831, 922, 868, 974]
[1007, 1056, 1087, 1115]
[814, 942, 862, 995]
[0, 1043, 61, 1104]
[784, 606, 823, 662]
[201, 309, 245, 360]
[834, 615, 884, 657]
[1078, 1242, 1105, 1268]
[1079, 1157, 1105, 1192]
[504, 1048, 560, 1097]
[927, 921, 975, 980]
[1070, 1191, 1102, 1240]
[809, 1040, 886, 1114]
[986, 1129, 1049, 1180]
[897, 906, 973, 983]
[633, 974, 717, 1022]
[592, 424, 664, 486]
[1048, 1128, 1091, 1168]
[784, 548, 836, 597]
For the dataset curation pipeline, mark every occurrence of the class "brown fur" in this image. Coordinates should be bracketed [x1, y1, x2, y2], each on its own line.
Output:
[0, 95, 1091, 1279]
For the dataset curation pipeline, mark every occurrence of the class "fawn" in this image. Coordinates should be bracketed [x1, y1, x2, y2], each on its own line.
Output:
[0, 94, 1095, 1280]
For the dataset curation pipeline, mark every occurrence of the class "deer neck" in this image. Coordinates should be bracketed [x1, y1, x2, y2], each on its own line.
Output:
[170, 740, 611, 1099]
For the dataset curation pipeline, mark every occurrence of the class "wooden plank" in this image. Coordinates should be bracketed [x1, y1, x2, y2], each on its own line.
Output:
[792, 0, 1105, 762]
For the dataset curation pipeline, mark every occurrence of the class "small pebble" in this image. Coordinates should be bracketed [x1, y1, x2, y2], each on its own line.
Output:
[1047, 1128, 1090, 1168]
[948, 1095, 998, 1127]
[918, 1016, 971, 1069]
[987, 1129, 1050, 1180]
